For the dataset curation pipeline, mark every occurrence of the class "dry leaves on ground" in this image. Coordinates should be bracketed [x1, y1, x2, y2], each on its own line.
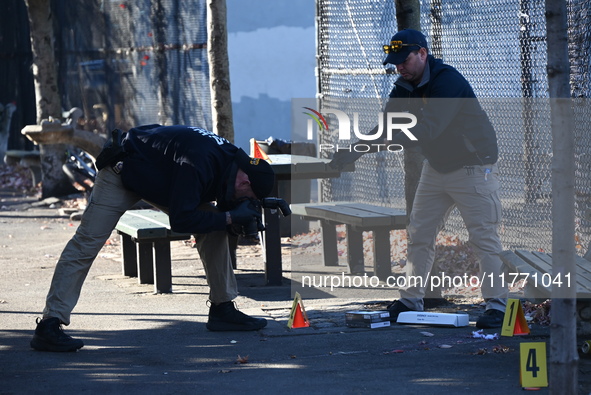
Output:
[0, 164, 38, 194]
[292, 227, 481, 280]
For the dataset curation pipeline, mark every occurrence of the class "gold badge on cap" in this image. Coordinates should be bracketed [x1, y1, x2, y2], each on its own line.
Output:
[250, 158, 260, 165]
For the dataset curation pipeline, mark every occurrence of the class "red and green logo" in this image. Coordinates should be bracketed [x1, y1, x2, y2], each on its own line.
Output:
[303, 107, 329, 133]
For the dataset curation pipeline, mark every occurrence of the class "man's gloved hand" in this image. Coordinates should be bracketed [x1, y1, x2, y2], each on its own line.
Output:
[328, 150, 365, 170]
[228, 199, 261, 226]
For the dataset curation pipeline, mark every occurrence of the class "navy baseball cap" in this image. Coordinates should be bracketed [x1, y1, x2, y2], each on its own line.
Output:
[382, 29, 428, 65]
[234, 148, 275, 199]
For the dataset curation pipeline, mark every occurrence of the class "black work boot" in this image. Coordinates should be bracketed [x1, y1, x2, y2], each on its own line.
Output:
[206, 301, 267, 331]
[30, 317, 84, 352]
[387, 300, 414, 322]
[475, 309, 505, 329]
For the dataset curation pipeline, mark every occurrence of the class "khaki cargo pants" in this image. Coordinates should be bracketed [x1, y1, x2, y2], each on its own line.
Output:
[42, 166, 238, 325]
[399, 161, 508, 312]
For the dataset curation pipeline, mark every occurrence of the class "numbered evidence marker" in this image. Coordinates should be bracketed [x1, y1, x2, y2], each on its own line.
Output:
[501, 298, 530, 336]
[520, 342, 548, 388]
[287, 292, 310, 328]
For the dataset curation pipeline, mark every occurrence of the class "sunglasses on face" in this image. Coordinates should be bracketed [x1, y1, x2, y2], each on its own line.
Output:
[382, 41, 422, 54]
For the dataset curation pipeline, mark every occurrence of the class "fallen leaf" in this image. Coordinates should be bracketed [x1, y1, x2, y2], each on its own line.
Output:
[236, 355, 249, 364]
[493, 345, 511, 354]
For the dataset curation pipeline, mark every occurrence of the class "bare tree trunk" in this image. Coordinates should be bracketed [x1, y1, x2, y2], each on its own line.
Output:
[25, 0, 75, 198]
[545, 0, 578, 392]
[206, 0, 234, 143]
[151, 0, 171, 126]
[25, 0, 61, 122]
[429, 0, 442, 59]
[0, 103, 17, 161]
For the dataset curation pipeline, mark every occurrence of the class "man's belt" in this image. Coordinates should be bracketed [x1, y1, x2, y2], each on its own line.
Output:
[112, 161, 124, 174]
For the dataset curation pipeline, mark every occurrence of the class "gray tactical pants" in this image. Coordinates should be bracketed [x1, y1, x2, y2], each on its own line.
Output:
[399, 161, 508, 312]
[42, 166, 238, 325]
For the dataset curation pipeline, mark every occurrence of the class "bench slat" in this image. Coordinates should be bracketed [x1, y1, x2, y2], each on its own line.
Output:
[116, 210, 169, 239]
[124, 210, 171, 228]
[511, 250, 591, 298]
[545, 253, 591, 287]
[500, 250, 551, 298]
[574, 255, 591, 293]
[516, 250, 553, 275]
[116, 210, 192, 240]
[337, 203, 407, 228]
[307, 205, 392, 228]
[291, 202, 406, 229]
[517, 250, 591, 295]
[521, 250, 591, 294]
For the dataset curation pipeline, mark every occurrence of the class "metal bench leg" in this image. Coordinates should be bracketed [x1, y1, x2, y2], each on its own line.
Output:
[320, 220, 339, 266]
[373, 229, 391, 281]
[262, 207, 283, 286]
[153, 240, 172, 293]
[228, 233, 238, 270]
[120, 233, 138, 277]
[346, 225, 364, 274]
[137, 242, 154, 284]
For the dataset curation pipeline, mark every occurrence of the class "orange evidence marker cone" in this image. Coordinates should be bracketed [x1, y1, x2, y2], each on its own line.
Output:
[513, 312, 530, 336]
[292, 304, 310, 328]
[287, 292, 310, 328]
[250, 138, 271, 161]
[501, 298, 531, 337]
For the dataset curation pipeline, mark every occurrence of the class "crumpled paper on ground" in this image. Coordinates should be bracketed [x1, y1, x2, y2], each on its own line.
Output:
[471, 329, 499, 340]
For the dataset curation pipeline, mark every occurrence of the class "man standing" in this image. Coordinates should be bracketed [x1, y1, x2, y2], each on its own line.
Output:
[331, 29, 507, 329]
[31, 124, 275, 352]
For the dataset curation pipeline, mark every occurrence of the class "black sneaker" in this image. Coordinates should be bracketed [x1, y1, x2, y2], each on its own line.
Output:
[387, 300, 414, 322]
[206, 301, 267, 331]
[476, 309, 505, 329]
[30, 317, 84, 352]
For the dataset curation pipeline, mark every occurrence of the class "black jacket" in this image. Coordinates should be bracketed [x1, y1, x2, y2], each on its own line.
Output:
[389, 55, 498, 173]
[120, 124, 239, 233]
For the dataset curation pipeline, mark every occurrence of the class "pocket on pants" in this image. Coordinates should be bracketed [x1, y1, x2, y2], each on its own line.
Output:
[474, 183, 502, 224]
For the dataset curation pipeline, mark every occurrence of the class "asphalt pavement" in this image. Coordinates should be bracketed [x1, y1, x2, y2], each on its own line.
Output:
[1, 188, 589, 394]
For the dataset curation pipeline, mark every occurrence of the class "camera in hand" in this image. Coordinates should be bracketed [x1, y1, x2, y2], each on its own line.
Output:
[232, 197, 292, 243]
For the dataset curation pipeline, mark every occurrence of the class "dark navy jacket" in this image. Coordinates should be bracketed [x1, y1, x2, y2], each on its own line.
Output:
[389, 55, 498, 173]
[120, 124, 238, 233]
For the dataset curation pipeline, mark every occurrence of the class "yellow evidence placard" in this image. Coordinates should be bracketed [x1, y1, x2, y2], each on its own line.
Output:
[501, 298, 530, 336]
[519, 342, 548, 388]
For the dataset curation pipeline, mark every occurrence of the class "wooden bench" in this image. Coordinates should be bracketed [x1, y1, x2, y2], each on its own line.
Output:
[500, 249, 591, 301]
[291, 202, 407, 280]
[115, 209, 192, 293]
[500, 250, 591, 321]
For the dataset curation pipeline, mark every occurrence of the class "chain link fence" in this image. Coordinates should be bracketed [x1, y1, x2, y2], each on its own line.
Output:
[315, 0, 591, 255]
[53, 0, 211, 135]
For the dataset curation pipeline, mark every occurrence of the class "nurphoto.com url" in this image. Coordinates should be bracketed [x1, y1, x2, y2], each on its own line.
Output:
[300, 271, 572, 292]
